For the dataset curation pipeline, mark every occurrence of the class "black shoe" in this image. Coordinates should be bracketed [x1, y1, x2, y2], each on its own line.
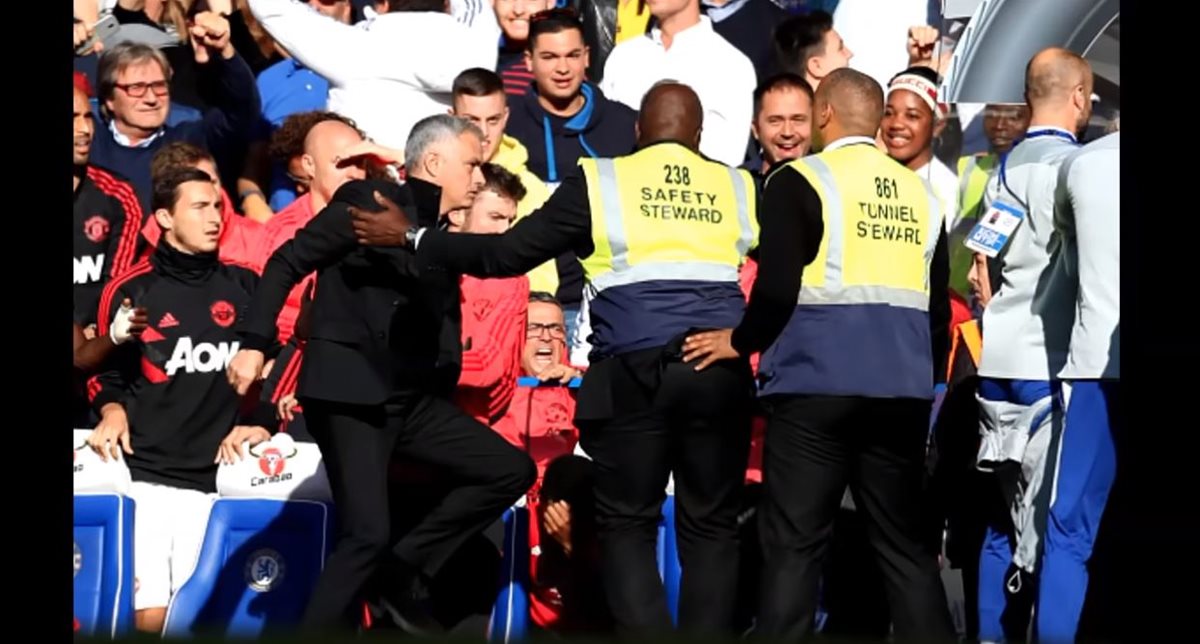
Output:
[375, 561, 443, 636]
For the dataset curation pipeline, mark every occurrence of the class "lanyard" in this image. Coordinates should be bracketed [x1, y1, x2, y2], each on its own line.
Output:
[998, 129, 1078, 208]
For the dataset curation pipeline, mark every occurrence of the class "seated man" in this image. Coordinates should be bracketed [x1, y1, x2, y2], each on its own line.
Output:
[86, 167, 277, 634]
[454, 163, 533, 427]
[141, 142, 265, 270]
[489, 292, 592, 632]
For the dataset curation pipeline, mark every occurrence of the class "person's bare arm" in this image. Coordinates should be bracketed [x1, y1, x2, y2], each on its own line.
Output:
[238, 140, 275, 223]
[74, 301, 149, 373]
[907, 26, 953, 75]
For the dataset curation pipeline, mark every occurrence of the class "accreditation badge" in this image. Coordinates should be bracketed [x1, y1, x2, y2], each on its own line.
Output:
[964, 200, 1025, 258]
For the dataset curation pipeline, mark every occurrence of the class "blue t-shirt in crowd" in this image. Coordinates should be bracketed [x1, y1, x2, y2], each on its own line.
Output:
[256, 59, 329, 211]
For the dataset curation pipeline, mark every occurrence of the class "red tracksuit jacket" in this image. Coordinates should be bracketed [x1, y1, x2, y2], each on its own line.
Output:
[455, 274, 529, 425]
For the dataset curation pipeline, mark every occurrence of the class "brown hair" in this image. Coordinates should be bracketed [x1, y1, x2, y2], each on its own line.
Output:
[151, 142, 216, 186]
[152, 167, 214, 212]
[481, 163, 527, 203]
[453, 68, 505, 100]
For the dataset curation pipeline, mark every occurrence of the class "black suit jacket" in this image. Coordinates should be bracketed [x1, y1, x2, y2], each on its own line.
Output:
[242, 178, 462, 406]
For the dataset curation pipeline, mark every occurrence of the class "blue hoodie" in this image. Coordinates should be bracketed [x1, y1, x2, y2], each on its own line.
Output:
[505, 82, 638, 186]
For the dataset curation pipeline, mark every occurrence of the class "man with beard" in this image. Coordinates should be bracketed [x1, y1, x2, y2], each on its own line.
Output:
[74, 76, 144, 328]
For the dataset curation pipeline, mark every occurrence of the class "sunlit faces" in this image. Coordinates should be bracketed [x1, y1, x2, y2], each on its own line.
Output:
[157, 180, 222, 254]
[753, 86, 812, 165]
[526, 28, 589, 104]
[106, 60, 170, 135]
[521, 300, 567, 376]
[430, 131, 486, 212]
[495, 0, 555, 43]
[881, 89, 935, 166]
[809, 28, 852, 83]
[453, 92, 510, 162]
[302, 121, 367, 203]
[982, 104, 1030, 155]
[73, 87, 94, 166]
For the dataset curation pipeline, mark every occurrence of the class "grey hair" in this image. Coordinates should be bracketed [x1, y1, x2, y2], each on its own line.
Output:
[404, 114, 484, 174]
[97, 41, 173, 118]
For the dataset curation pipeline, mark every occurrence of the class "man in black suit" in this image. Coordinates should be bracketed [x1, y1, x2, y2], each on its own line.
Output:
[226, 114, 536, 634]
[348, 83, 811, 636]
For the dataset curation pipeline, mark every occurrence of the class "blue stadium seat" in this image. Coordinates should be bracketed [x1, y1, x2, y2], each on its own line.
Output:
[74, 429, 136, 639]
[74, 494, 136, 638]
[488, 506, 530, 643]
[161, 499, 334, 637]
[659, 495, 682, 625]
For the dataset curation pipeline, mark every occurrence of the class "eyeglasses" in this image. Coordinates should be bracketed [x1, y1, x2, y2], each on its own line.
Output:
[115, 81, 169, 98]
[526, 322, 567, 339]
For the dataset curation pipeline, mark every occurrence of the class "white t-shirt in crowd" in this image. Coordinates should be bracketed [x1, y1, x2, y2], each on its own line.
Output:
[248, 0, 496, 150]
[600, 16, 756, 167]
[833, 0, 941, 91]
[913, 157, 960, 233]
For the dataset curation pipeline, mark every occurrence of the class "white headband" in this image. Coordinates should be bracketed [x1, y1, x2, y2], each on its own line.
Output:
[888, 73, 948, 120]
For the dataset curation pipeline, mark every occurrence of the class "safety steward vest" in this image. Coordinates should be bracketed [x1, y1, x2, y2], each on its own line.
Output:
[949, 153, 999, 296]
[578, 141, 758, 358]
[757, 142, 942, 399]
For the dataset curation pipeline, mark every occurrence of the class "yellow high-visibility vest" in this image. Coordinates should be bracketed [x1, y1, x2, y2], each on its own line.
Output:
[757, 142, 943, 399]
[950, 153, 999, 296]
[784, 144, 941, 310]
[578, 142, 757, 289]
[576, 141, 758, 356]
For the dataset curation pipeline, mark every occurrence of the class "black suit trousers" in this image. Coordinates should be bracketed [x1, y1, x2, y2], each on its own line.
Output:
[577, 356, 753, 636]
[298, 392, 536, 631]
[755, 394, 955, 641]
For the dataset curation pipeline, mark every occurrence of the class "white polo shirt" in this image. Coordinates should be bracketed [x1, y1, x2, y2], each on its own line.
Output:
[599, 16, 756, 167]
[248, 0, 497, 151]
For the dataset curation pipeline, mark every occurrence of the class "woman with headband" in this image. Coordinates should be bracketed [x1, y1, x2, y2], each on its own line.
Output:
[881, 66, 959, 235]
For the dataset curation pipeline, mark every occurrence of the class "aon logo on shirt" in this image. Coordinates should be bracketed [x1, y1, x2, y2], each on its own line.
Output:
[165, 338, 241, 376]
[74, 255, 104, 284]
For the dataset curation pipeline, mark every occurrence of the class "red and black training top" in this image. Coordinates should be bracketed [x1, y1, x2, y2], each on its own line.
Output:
[73, 165, 144, 326]
[90, 241, 276, 493]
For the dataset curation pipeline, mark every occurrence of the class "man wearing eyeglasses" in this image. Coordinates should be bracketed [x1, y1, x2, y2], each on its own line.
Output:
[89, 15, 261, 217]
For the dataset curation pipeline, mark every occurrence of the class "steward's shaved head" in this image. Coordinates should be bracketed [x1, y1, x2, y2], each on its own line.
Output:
[814, 67, 884, 138]
[1025, 47, 1093, 107]
[636, 81, 704, 150]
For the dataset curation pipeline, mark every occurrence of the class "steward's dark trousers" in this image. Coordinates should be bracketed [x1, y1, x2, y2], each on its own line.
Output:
[756, 394, 955, 641]
[578, 352, 754, 636]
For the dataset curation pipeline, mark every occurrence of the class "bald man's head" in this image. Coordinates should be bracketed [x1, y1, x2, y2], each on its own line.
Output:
[812, 67, 883, 146]
[1025, 47, 1093, 133]
[636, 81, 704, 151]
[302, 119, 366, 205]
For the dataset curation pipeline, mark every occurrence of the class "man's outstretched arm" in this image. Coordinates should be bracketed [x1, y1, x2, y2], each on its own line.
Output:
[350, 173, 595, 278]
